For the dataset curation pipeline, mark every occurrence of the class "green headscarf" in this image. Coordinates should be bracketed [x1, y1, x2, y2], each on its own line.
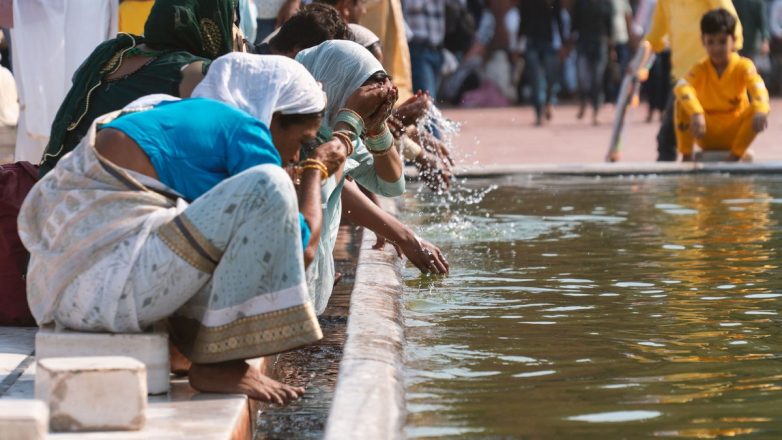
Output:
[41, 0, 237, 177]
[144, 0, 237, 59]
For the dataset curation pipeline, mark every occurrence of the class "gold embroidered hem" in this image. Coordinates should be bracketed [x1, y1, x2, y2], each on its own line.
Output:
[169, 303, 323, 364]
[158, 215, 223, 273]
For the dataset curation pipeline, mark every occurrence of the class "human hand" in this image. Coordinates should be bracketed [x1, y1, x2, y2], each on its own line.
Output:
[393, 91, 430, 125]
[401, 235, 449, 275]
[415, 150, 452, 192]
[752, 113, 768, 133]
[726, 153, 742, 162]
[420, 132, 455, 168]
[690, 114, 706, 139]
[372, 234, 403, 257]
[681, 153, 694, 162]
[276, 0, 300, 27]
[310, 138, 347, 176]
[344, 82, 392, 126]
[365, 79, 399, 134]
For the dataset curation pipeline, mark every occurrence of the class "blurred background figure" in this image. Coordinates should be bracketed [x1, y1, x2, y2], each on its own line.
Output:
[403, 0, 446, 100]
[118, 0, 154, 35]
[632, 0, 670, 123]
[605, 0, 632, 103]
[570, 0, 613, 125]
[10, 0, 117, 163]
[256, 0, 301, 44]
[734, 0, 770, 61]
[360, 0, 414, 101]
[519, 0, 565, 126]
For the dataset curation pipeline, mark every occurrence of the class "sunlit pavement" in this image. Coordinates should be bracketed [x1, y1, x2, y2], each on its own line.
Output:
[442, 98, 782, 166]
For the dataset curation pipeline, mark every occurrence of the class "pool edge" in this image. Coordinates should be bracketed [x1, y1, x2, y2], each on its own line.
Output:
[323, 198, 407, 440]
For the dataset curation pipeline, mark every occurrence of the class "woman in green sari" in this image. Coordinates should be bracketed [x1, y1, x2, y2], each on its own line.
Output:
[39, 0, 243, 177]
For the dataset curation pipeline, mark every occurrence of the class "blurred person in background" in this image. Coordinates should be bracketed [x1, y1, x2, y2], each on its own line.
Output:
[519, 0, 565, 126]
[606, 0, 632, 102]
[256, 0, 301, 44]
[569, 0, 614, 125]
[403, 0, 447, 100]
[632, 0, 671, 122]
[734, 0, 770, 61]
[360, 0, 414, 101]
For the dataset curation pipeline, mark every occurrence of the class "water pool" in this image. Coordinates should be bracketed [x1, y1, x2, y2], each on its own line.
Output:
[401, 174, 782, 439]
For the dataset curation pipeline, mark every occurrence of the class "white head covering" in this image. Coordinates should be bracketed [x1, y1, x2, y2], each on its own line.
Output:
[349, 23, 381, 49]
[192, 53, 326, 125]
[295, 40, 385, 128]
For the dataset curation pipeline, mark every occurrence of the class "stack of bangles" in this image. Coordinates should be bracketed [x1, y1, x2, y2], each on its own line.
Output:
[298, 158, 328, 181]
[365, 124, 394, 156]
[332, 130, 355, 157]
[335, 108, 364, 138]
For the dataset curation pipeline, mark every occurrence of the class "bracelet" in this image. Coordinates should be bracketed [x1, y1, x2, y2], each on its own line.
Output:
[298, 158, 328, 181]
[401, 136, 423, 160]
[332, 130, 355, 157]
[335, 108, 365, 138]
[370, 145, 393, 157]
[365, 125, 394, 153]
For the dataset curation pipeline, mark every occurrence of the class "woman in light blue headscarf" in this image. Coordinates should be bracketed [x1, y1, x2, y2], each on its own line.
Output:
[296, 40, 406, 312]
[296, 40, 450, 313]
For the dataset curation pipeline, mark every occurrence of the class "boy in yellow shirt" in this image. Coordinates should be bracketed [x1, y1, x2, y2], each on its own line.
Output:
[674, 8, 770, 162]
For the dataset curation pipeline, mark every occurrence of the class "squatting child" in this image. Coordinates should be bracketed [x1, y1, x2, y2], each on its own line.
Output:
[674, 8, 770, 162]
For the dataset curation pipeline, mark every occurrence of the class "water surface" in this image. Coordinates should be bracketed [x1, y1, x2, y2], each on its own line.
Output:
[402, 175, 782, 439]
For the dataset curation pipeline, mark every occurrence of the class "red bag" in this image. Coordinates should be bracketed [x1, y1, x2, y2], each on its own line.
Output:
[0, 161, 38, 326]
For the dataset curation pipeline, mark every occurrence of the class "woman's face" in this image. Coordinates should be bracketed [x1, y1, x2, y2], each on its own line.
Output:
[269, 115, 323, 164]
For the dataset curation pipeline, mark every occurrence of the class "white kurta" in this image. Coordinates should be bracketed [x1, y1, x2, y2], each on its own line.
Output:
[11, 0, 117, 162]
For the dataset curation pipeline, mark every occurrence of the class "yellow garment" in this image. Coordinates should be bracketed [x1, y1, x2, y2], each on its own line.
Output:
[645, 0, 743, 80]
[119, 0, 154, 35]
[360, 0, 413, 102]
[674, 53, 770, 156]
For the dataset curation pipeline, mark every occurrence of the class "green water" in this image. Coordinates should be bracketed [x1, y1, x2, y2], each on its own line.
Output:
[401, 175, 782, 439]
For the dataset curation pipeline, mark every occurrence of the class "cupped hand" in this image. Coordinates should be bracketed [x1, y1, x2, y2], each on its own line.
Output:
[311, 138, 347, 176]
[402, 236, 449, 275]
[690, 114, 706, 139]
[344, 82, 391, 124]
[393, 91, 431, 125]
[752, 113, 768, 133]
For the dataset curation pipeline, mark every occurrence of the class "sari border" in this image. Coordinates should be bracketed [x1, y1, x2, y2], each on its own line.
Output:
[170, 303, 323, 364]
[158, 218, 218, 274]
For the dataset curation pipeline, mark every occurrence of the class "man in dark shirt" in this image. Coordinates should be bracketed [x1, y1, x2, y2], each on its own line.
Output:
[734, 0, 770, 59]
[569, 0, 614, 125]
[519, 0, 565, 126]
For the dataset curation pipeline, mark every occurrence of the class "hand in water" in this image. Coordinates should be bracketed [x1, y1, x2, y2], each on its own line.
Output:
[402, 236, 449, 275]
[393, 91, 431, 125]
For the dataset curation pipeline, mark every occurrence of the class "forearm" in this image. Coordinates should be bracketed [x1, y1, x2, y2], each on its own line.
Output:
[297, 169, 323, 267]
[674, 80, 704, 115]
[341, 180, 414, 246]
[372, 147, 403, 182]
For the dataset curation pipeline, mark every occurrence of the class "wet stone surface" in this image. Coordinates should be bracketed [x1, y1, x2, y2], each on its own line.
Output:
[255, 225, 360, 440]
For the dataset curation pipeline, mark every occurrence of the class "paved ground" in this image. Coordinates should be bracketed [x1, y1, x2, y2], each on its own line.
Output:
[442, 98, 782, 166]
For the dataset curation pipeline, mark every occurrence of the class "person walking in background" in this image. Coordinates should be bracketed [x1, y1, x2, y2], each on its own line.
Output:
[642, 0, 743, 161]
[632, 0, 670, 123]
[519, 0, 565, 126]
[734, 0, 770, 61]
[403, 0, 447, 100]
[607, 0, 632, 102]
[570, 0, 614, 125]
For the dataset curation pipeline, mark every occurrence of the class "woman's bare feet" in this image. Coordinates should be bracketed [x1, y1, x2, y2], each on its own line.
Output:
[189, 360, 304, 404]
[170, 342, 192, 376]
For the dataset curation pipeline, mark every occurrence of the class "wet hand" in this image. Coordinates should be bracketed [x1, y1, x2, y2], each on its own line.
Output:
[365, 80, 399, 133]
[402, 236, 449, 275]
[393, 91, 430, 125]
[752, 113, 768, 133]
[690, 114, 706, 139]
[311, 139, 347, 176]
[415, 150, 452, 192]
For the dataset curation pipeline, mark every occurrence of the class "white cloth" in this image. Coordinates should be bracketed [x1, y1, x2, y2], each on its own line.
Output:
[11, 0, 117, 162]
[0, 65, 18, 126]
[256, 0, 288, 19]
[192, 53, 326, 125]
[349, 23, 381, 48]
[295, 40, 385, 128]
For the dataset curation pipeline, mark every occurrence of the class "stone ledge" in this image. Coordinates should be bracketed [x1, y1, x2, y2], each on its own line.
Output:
[324, 198, 406, 440]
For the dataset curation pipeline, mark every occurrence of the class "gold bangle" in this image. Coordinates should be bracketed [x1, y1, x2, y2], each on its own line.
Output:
[332, 131, 355, 157]
[299, 158, 329, 179]
[301, 164, 328, 181]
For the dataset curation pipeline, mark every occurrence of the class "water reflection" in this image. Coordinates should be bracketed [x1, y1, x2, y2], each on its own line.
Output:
[402, 175, 782, 439]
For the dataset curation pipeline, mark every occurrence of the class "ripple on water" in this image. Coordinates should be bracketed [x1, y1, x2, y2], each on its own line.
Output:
[567, 410, 662, 423]
[513, 370, 557, 378]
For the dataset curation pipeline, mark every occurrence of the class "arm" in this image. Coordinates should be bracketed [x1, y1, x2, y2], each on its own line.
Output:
[297, 169, 322, 267]
[341, 180, 449, 274]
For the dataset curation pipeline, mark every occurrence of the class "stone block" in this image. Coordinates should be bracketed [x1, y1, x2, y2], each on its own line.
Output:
[35, 328, 169, 394]
[36, 356, 147, 432]
[0, 399, 48, 440]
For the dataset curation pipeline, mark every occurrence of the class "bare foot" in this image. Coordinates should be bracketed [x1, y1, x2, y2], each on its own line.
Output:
[170, 342, 192, 376]
[544, 104, 553, 121]
[189, 360, 305, 404]
[577, 103, 586, 120]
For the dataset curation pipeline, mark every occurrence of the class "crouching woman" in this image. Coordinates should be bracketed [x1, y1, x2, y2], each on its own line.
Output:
[18, 68, 345, 403]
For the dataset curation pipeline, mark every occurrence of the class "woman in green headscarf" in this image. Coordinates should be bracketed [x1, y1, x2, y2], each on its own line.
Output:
[39, 0, 242, 177]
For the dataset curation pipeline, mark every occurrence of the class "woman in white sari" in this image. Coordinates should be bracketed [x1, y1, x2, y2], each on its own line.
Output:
[18, 55, 347, 403]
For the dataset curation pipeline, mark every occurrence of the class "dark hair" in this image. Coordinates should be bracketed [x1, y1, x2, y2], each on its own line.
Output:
[700, 8, 736, 36]
[363, 70, 389, 85]
[270, 3, 352, 53]
[275, 111, 324, 128]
